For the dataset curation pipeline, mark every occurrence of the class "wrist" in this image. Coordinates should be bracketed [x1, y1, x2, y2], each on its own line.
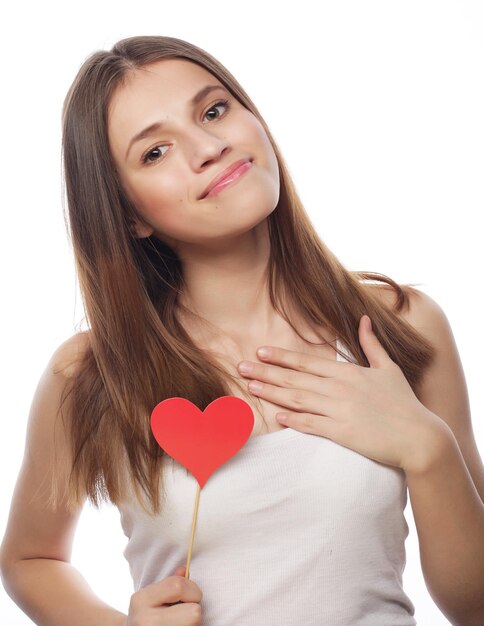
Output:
[402, 410, 457, 478]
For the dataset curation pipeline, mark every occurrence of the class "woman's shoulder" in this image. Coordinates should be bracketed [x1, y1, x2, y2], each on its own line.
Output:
[48, 330, 92, 380]
[369, 282, 439, 328]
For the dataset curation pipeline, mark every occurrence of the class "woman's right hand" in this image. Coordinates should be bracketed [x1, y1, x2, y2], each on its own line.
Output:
[126, 565, 203, 625]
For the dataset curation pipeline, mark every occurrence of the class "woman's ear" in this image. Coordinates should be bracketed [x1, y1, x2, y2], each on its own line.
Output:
[133, 221, 154, 238]
[129, 216, 154, 239]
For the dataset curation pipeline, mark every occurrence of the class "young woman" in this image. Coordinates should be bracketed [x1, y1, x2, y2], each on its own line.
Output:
[1, 35, 483, 626]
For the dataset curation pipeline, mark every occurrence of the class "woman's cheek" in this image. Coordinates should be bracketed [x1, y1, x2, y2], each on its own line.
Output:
[131, 174, 179, 217]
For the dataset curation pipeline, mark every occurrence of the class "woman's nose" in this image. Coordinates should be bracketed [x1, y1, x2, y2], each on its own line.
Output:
[193, 139, 231, 170]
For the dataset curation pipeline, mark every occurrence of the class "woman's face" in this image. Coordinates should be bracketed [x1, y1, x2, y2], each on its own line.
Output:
[108, 58, 280, 249]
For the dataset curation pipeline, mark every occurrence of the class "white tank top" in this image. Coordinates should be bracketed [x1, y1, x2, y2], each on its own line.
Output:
[117, 339, 417, 625]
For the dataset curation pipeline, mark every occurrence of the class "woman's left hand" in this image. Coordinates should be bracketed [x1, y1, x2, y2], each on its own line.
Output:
[237, 315, 447, 473]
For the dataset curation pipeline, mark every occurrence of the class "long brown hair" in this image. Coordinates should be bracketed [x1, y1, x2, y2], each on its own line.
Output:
[58, 35, 434, 514]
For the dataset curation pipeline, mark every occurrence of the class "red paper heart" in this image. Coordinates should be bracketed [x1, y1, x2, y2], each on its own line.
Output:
[150, 396, 254, 488]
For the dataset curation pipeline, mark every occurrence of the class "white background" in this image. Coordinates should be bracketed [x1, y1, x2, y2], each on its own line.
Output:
[1, 1, 483, 624]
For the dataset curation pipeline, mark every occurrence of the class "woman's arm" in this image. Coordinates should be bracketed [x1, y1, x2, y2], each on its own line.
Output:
[401, 290, 484, 626]
[1, 560, 127, 626]
[405, 429, 484, 626]
[0, 335, 128, 626]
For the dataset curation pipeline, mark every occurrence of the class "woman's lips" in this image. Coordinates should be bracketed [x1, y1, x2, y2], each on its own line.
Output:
[203, 160, 253, 198]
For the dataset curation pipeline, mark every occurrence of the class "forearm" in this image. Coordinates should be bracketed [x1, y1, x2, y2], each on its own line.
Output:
[1, 557, 128, 626]
[405, 423, 484, 625]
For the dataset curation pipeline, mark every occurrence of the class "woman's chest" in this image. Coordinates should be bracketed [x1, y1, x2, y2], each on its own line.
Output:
[211, 333, 339, 438]
[224, 372, 298, 437]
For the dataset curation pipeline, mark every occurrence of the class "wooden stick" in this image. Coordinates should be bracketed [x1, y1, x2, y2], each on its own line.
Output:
[185, 483, 201, 579]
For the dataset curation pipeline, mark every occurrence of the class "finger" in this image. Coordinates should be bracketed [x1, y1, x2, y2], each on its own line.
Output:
[277, 409, 339, 438]
[255, 345, 341, 377]
[138, 574, 202, 608]
[249, 380, 340, 417]
[239, 356, 353, 395]
[358, 314, 396, 369]
[161, 601, 203, 624]
[240, 361, 330, 395]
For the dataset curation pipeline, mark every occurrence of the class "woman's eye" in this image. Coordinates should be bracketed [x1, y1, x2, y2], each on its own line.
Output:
[141, 99, 230, 166]
[142, 145, 169, 165]
[203, 99, 230, 123]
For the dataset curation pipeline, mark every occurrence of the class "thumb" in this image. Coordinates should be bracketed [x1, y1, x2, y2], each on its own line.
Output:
[358, 314, 391, 368]
[174, 565, 187, 577]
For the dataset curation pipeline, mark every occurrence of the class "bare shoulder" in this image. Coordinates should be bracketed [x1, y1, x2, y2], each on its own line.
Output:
[24, 331, 92, 467]
[23, 331, 92, 484]
[48, 331, 91, 380]
[368, 282, 433, 322]
[369, 282, 463, 390]
[370, 282, 457, 353]
[27, 331, 92, 470]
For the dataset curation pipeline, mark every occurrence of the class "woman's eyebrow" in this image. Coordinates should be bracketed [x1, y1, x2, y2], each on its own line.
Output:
[125, 84, 227, 160]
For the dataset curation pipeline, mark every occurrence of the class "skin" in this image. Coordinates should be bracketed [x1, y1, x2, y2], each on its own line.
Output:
[108, 58, 326, 358]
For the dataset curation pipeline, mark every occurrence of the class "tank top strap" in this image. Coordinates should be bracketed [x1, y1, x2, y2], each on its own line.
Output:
[335, 337, 353, 362]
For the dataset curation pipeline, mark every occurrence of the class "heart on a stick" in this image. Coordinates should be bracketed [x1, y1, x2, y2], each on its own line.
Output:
[150, 396, 254, 488]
